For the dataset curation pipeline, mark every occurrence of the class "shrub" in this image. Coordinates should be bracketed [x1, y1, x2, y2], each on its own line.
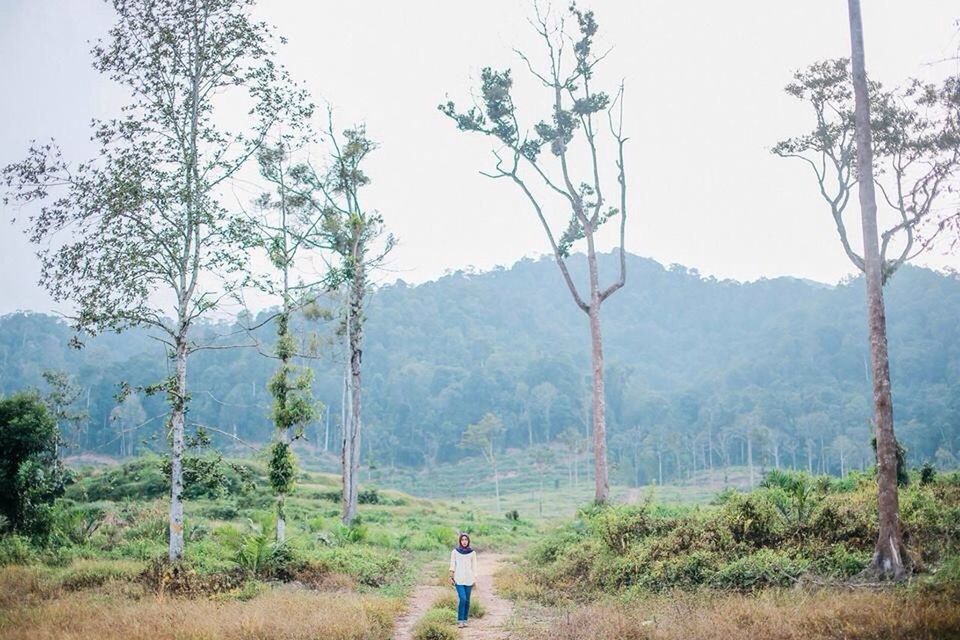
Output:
[312, 546, 403, 587]
[0, 534, 35, 565]
[412, 608, 457, 640]
[590, 506, 654, 553]
[233, 532, 299, 580]
[140, 557, 245, 596]
[717, 493, 783, 547]
[811, 544, 870, 578]
[358, 488, 381, 504]
[713, 549, 809, 590]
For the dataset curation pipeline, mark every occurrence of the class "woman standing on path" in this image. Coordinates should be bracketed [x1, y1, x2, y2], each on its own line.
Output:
[449, 533, 478, 629]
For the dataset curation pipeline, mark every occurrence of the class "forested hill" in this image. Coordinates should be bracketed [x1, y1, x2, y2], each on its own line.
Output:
[1, 252, 958, 485]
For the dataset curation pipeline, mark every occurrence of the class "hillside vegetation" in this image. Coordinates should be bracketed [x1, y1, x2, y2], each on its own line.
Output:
[2, 254, 959, 487]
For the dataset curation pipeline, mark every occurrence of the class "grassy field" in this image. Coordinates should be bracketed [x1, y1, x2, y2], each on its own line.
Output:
[3, 456, 959, 640]
[0, 458, 538, 640]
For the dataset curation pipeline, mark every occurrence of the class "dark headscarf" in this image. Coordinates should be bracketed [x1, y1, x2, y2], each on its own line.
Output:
[455, 533, 473, 554]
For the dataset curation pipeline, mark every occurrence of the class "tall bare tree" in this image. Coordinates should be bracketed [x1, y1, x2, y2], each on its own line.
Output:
[2, 0, 307, 561]
[774, 1, 960, 578]
[441, 4, 628, 503]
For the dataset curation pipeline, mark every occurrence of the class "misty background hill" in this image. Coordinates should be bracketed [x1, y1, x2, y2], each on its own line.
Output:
[2, 252, 957, 485]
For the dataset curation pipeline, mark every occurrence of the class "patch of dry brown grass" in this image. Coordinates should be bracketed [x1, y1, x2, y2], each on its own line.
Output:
[515, 588, 960, 640]
[0, 588, 401, 640]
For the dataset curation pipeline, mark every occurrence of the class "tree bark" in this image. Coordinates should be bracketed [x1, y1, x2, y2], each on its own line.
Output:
[586, 249, 610, 503]
[341, 272, 364, 525]
[847, 0, 906, 579]
[168, 331, 188, 562]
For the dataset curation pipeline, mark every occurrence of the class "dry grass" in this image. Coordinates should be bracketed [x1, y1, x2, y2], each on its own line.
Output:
[0, 587, 401, 640]
[513, 588, 960, 640]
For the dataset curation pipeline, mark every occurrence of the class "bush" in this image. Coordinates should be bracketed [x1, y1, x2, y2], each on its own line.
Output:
[590, 506, 655, 553]
[811, 544, 870, 578]
[233, 532, 299, 580]
[713, 549, 809, 590]
[412, 608, 457, 640]
[717, 493, 783, 547]
[0, 534, 35, 565]
[358, 488, 381, 504]
[311, 545, 403, 587]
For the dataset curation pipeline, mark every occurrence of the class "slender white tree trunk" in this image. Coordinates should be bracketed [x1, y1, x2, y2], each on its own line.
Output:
[168, 330, 188, 562]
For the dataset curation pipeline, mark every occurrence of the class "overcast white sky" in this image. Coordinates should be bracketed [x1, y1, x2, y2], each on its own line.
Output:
[1, 1, 958, 315]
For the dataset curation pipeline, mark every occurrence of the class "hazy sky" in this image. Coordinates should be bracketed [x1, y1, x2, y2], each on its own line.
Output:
[1, 1, 958, 315]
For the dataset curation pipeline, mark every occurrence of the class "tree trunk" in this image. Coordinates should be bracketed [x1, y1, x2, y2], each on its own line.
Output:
[747, 431, 755, 488]
[847, 0, 906, 579]
[587, 293, 609, 503]
[168, 331, 188, 562]
[493, 455, 501, 516]
[342, 275, 364, 525]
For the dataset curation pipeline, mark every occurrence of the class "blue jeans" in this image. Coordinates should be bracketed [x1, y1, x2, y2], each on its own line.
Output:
[454, 584, 473, 622]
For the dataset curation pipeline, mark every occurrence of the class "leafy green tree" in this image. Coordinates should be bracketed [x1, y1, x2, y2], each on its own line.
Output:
[441, 4, 629, 504]
[2, 0, 309, 561]
[0, 393, 67, 537]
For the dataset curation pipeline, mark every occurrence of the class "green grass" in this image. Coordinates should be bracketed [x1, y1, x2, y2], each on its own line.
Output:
[16, 458, 541, 599]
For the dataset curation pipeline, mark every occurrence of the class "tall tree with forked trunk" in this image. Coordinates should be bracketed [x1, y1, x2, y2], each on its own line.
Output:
[2, 0, 308, 561]
[441, 3, 628, 504]
[774, 0, 960, 578]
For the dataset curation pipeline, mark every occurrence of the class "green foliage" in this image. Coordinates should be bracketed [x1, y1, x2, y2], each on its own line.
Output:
[0, 534, 36, 565]
[526, 473, 960, 596]
[920, 462, 937, 486]
[713, 549, 810, 591]
[233, 531, 298, 580]
[0, 393, 68, 537]
[267, 442, 297, 496]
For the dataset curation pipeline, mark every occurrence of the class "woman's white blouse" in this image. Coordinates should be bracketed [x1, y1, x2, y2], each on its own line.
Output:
[449, 549, 478, 586]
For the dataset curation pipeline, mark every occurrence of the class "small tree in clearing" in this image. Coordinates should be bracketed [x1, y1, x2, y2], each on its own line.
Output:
[461, 413, 505, 516]
[441, 3, 629, 504]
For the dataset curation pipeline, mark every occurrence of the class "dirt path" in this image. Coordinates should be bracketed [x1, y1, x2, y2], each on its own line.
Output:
[393, 553, 513, 640]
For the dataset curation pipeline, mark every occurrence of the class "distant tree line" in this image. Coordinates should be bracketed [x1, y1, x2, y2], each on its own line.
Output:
[2, 253, 957, 483]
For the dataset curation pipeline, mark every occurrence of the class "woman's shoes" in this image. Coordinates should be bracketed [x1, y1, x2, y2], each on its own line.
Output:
[457, 621, 465, 628]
